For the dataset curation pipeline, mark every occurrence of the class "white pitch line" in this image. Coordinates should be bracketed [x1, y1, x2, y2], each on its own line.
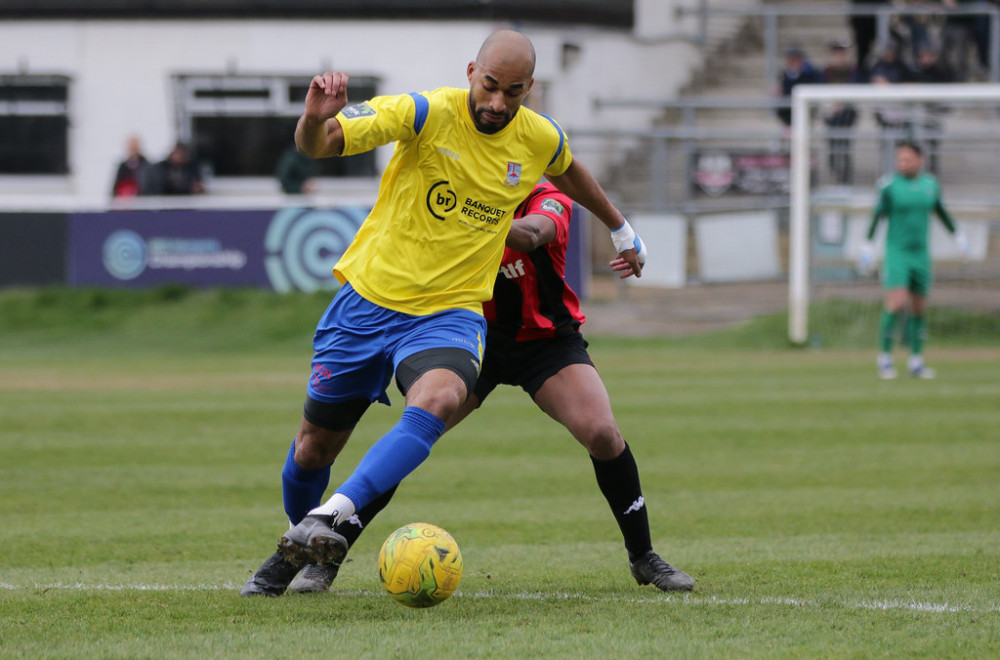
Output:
[2, 582, 997, 614]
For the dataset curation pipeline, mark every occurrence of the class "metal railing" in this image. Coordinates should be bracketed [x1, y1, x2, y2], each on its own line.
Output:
[579, 94, 1000, 214]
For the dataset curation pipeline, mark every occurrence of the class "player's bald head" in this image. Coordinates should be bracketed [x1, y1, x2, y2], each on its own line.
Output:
[476, 29, 536, 78]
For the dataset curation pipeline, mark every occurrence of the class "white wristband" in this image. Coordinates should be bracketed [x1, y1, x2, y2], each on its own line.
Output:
[610, 219, 636, 254]
[611, 219, 647, 266]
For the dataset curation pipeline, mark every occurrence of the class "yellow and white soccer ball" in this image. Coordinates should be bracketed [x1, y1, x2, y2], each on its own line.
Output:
[378, 522, 463, 608]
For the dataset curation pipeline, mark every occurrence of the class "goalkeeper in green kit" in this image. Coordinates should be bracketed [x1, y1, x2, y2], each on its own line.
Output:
[858, 142, 969, 379]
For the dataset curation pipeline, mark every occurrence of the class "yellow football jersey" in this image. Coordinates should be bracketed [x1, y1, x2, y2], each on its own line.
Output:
[333, 87, 573, 315]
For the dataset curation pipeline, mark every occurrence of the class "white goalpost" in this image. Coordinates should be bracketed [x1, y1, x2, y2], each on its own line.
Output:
[788, 83, 1000, 345]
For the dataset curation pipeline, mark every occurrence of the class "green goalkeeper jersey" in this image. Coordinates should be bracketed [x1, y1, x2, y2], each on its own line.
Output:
[868, 172, 956, 252]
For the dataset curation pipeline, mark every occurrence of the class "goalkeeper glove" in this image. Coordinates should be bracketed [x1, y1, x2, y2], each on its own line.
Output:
[954, 231, 970, 259]
[857, 240, 876, 276]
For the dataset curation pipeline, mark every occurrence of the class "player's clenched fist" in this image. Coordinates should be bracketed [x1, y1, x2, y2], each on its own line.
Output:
[296, 72, 350, 158]
[305, 72, 351, 122]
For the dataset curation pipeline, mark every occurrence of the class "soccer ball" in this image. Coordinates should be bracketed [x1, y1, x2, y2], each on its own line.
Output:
[378, 522, 463, 608]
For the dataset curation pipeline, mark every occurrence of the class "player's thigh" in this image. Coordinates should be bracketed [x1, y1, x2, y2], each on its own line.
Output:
[909, 261, 932, 299]
[533, 363, 621, 454]
[390, 308, 487, 418]
[881, 252, 910, 292]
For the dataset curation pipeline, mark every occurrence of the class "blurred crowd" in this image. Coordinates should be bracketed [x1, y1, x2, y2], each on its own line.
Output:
[852, 0, 997, 83]
[777, 0, 998, 118]
[774, 0, 998, 182]
[112, 138, 318, 198]
[112, 137, 204, 198]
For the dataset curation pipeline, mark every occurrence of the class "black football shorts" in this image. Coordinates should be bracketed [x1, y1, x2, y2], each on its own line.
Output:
[474, 331, 595, 402]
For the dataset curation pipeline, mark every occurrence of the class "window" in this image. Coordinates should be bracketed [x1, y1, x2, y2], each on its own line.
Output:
[0, 75, 70, 174]
[173, 74, 379, 178]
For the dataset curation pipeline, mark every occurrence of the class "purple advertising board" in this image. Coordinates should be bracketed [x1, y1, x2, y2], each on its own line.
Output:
[69, 207, 369, 292]
[67, 205, 587, 296]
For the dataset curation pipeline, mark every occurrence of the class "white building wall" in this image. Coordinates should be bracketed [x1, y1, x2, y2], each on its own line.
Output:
[0, 14, 703, 209]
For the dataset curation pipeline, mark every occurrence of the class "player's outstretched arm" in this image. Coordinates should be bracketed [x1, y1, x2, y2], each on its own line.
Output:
[506, 213, 558, 252]
[546, 159, 644, 277]
[295, 72, 350, 159]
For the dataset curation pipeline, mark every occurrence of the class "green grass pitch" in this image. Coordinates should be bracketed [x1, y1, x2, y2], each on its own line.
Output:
[1, 288, 998, 657]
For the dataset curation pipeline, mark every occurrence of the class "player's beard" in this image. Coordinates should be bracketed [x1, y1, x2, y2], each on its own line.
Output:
[472, 107, 513, 134]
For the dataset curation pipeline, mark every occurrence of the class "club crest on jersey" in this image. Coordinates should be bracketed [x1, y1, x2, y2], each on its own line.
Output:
[504, 162, 522, 187]
[341, 102, 376, 119]
[540, 198, 565, 216]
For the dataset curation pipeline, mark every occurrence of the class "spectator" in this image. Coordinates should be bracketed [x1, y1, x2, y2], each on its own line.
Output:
[822, 41, 861, 184]
[911, 44, 955, 83]
[275, 145, 320, 194]
[851, 0, 892, 75]
[870, 56, 944, 176]
[775, 44, 823, 127]
[111, 134, 150, 198]
[868, 39, 913, 83]
[146, 142, 205, 195]
[910, 45, 954, 173]
[941, 0, 992, 81]
[893, 0, 936, 69]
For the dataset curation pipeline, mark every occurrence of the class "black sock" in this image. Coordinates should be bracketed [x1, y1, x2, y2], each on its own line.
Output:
[591, 442, 652, 562]
[334, 485, 398, 548]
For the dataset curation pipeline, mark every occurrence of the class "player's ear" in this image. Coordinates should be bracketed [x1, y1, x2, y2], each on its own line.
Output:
[467, 61, 476, 83]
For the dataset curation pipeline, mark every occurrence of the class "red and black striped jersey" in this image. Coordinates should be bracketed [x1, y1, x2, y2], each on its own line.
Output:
[483, 183, 586, 341]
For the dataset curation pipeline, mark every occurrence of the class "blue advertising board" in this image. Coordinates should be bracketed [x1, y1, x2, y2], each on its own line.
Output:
[69, 207, 369, 292]
[62, 204, 587, 296]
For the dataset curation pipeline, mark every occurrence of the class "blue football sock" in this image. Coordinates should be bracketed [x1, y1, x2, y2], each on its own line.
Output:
[281, 439, 331, 525]
[335, 406, 445, 511]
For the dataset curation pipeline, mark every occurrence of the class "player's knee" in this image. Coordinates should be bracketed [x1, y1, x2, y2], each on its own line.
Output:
[578, 419, 623, 460]
[407, 378, 466, 420]
[293, 424, 347, 468]
[398, 348, 478, 419]
[293, 433, 332, 469]
[295, 398, 365, 468]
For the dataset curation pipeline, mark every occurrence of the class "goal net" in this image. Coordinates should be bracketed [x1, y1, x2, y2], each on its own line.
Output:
[789, 83, 1000, 346]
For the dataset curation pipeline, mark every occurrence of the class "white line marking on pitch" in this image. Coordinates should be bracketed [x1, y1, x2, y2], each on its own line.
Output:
[2, 582, 996, 614]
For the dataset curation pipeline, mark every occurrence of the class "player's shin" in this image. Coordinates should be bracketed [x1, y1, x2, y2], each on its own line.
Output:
[878, 310, 899, 353]
[590, 442, 652, 561]
[281, 439, 331, 525]
[330, 406, 445, 518]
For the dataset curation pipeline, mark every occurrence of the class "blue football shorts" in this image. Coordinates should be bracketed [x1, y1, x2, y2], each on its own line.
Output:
[306, 281, 486, 406]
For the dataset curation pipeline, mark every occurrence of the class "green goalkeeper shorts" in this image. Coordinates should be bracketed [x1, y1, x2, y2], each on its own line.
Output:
[883, 248, 932, 296]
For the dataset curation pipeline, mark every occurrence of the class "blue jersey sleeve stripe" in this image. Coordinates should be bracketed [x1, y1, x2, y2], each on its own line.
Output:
[409, 93, 429, 136]
[540, 114, 565, 166]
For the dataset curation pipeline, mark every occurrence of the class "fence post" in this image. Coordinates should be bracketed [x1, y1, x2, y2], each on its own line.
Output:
[765, 10, 778, 91]
[650, 134, 670, 212]
[696, 0, 708, 46]
[990, 8, 999, 82]
[876, 7, 891, 47]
